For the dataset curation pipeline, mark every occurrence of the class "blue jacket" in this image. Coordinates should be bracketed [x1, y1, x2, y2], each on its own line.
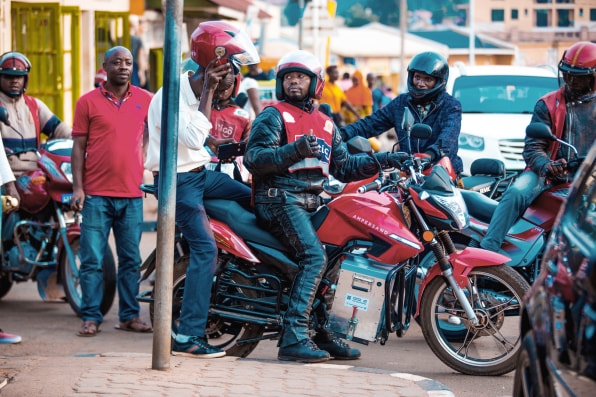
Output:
[340, 90, 463, 174]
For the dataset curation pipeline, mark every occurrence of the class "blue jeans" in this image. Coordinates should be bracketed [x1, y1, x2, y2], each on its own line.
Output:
[156, 170, 251, 337]
[79, 196, 143, 324]
[480, 170, 548, 252]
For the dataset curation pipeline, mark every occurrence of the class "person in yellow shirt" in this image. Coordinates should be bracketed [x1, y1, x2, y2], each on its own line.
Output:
[319, 65, 360, 127]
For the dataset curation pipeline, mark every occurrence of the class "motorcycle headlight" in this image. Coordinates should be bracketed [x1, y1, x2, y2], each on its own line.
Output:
[60, 162, 73, 183]
[458, 133, 484, 151]
[432, 189, 469, 230]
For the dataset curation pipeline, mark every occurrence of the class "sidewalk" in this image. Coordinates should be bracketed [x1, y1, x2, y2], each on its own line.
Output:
[0, 352, 454, 397]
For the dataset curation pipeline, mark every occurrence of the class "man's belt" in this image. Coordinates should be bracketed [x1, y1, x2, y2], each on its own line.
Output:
[153, 165, 205, 178]
[254, 188, 323, 211]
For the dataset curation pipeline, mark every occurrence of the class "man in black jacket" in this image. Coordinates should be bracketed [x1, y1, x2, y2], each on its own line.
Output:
[481, 41, 596, 252]
[244, 50, 405, 363]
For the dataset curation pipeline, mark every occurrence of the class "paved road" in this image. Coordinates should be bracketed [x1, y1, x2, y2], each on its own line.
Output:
[0, 222, 515, 396]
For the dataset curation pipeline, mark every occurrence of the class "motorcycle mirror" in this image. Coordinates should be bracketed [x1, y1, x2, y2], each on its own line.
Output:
[526, 122, 555, 141]
[401, 108, 415, 132]
[411, 123, 432, 140]
[0, 106, 10, 126]
[347, 136, 373, 155]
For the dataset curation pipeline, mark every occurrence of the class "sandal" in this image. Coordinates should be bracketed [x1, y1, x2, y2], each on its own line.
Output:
[115, 316, 153, 333]
[77, 320, 100, 337]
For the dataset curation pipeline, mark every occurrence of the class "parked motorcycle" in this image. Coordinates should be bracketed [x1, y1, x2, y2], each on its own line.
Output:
[138, 136, 529, 376]
[420, 122, 583, 286]
[0, 106, 116, 316]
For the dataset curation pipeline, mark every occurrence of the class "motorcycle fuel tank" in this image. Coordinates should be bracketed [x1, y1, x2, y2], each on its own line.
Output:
[326, 254, 394, 344]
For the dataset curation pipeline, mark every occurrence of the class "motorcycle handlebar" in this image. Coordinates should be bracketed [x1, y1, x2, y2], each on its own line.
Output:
[357, 178, 382, 194]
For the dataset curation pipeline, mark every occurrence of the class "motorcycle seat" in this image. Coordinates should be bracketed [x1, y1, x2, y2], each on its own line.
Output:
[204, 199, 286, 251]
[459, 189, 498, 224]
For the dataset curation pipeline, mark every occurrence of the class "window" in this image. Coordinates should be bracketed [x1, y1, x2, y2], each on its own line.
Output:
[512, 9, 519, 20]
[536, 9, 549, 27]
[491, 9, 505, 22]
[591, 8, 596, 21]
[557, 9, 572, 27]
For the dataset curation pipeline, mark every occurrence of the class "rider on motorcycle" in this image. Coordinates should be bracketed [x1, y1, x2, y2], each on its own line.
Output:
[480, 41, 596, 253]
[339, 51, 464, 175]
[0, 51, 71, 205]
[243, 49, 406, 363]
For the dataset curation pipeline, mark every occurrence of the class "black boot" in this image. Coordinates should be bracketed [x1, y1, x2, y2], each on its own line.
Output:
[278, 338, 330, 363]
[314, 331, 361, 360]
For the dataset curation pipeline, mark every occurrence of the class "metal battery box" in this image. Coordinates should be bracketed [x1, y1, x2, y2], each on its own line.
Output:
[326, 254, 396, 344]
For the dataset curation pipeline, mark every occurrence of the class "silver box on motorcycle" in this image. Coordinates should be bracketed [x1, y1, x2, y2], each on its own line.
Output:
[326, 254, 392, 343]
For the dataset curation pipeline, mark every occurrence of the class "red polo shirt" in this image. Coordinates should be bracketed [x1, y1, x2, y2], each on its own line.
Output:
[72, 83, 152, 197]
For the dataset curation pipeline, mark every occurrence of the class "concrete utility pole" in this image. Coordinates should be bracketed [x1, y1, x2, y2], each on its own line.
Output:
[399, 0, 407, 92]
[469, 0, 476, 65]
[152, 0, 182, 370]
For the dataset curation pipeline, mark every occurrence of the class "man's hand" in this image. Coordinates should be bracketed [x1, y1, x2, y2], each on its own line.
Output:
[3, 181, 20, 214]
[545, 158, 568, 178]
[70, 188, 85, 211]
[294, 131, 321, 159]
[205, 135, 234, 157]
[204, 57, 232, 91]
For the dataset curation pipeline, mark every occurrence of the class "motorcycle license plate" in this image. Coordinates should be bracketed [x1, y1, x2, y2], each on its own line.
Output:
[61, 193, 72, 204]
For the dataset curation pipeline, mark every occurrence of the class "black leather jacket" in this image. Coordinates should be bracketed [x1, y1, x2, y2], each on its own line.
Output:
[244, 101, 383, 195]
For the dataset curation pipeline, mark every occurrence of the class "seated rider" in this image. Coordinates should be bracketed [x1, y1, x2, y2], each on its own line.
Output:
[340, 52, 463, 176]
[480, 41, 596, 253]
[243, 49, 407, 363]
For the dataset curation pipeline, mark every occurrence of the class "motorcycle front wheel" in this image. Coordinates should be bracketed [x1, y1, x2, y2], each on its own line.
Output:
[59, 236, 117, 317]
[148, 254, 266, 358]
[419, 265, 529, 376]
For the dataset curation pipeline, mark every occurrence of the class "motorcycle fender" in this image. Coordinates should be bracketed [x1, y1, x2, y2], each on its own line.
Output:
[209, 219, 260, 263]
[416, 247, 510, 315]
[56, 224, 81, 255]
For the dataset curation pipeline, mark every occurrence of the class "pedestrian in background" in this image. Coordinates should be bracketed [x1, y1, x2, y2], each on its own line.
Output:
[71, 46, 153, 337]
[319, 65, 361, 127]
[343, 70, 372, 124]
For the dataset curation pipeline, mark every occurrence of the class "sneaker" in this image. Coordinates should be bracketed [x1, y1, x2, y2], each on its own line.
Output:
[0, 330, 22, 344]
[278, 338, 330, 363]
[172, 336, 225, 359]
[314, 332, 361, 360]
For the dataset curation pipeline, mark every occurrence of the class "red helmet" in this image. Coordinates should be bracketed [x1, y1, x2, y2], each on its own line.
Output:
[275, 50, 325, 100]
[94, 68, 107, 87]
[0, 52, 31, 95]
[190, 21, 259, 76]
[558, 41, 596, 91]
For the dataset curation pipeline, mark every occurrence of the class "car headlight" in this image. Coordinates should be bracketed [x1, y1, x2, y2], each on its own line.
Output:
[458, 133, 484, 151]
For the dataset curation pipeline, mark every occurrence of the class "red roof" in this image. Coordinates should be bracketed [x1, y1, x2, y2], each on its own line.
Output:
[209, 0, 272, 19]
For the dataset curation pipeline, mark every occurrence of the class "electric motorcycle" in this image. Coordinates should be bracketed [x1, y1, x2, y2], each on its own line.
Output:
[138, 136, 529, 376]
[0, 106, 116, 316]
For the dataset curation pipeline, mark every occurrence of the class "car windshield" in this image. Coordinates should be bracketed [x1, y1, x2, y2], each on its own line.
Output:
[452, 75, 559, 114]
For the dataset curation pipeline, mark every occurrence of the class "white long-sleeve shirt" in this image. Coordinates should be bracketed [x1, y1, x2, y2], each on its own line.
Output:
[145, 72, 212, 173]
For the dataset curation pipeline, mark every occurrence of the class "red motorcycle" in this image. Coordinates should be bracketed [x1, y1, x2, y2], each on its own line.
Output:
[421, 122, 582, 286]
[138, 137, 529, 376]
[0, 107, 115, 316]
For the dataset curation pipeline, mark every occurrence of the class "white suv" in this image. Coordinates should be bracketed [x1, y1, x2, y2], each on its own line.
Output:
[447, 65, 559, 175]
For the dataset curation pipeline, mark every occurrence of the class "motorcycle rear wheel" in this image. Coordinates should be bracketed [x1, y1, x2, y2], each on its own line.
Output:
[59, 237, 117, 317]
[419, 265, 529, 376]
[149, 254, 266, 358]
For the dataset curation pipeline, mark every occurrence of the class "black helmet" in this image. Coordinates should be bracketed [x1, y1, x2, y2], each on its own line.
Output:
[0, 51, 31, 96]
[407, 52, 449, 103]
